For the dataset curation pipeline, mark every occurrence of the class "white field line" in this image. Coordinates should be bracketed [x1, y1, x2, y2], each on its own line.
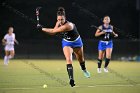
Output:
[0, 88, 37, 90]
[88, 84, 134, 87]
[0, 84, 139, 90]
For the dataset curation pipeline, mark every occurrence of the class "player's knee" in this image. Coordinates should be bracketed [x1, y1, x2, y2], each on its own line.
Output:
[9, 55, 14, 59]
[98, 56, 104, 60]
[11, 52, 15, 56]
[66, 58, 72, 64]
[106, 55, 111, 59]
[11, 54, 15, 57]
[5, 54, 9, 56]
[76, 54, 84, 61]
[78, 58, 84, 63]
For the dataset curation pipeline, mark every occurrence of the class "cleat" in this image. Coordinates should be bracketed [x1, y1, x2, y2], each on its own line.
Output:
[104, 68, 109, 73]
[97, 68, 102, 73]
[83, 70, 90, 78]
[4, 63, 8, 65]
[69, 79, 75, 87]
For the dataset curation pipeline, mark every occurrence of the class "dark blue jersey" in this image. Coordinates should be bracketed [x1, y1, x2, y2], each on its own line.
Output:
[56, 21, 79, 41]
[99, 25, 113, 41]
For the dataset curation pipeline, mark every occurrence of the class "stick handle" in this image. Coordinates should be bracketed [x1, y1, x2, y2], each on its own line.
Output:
[36, 9, 40, 25]
[91, 25, 103, 31]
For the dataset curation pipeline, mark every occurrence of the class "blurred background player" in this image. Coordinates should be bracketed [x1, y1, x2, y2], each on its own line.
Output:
[37, 7, 90, 87]
[2, 27, 19, 65]
[95, 16, 118, 73]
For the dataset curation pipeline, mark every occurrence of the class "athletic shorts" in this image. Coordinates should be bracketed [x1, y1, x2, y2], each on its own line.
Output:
[62, 36, 83, 48]
[98, 40, 113, 51]
[5, 45, 14, 51]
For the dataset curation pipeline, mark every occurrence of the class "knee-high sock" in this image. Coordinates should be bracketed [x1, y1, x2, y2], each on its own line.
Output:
[104, 58, 110, 68]
[97, 59, 102, 68]
[4, 56, 9, 64]
[80, 61, 86, 70]
[67, 64, 74, 80]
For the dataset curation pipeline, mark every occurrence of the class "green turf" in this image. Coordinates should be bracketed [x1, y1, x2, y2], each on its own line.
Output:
[0, 59, 140, 93]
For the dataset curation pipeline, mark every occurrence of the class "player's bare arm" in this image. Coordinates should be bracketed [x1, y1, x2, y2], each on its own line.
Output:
[42, 23, 72, 34]
[95, 29, 106, 37]
[2, 39, 7, 45]
[111, 26, 118, 37]
[54, 21, 61, 29]
[112, 31, 118, 37]
[14, 39, 19, 45]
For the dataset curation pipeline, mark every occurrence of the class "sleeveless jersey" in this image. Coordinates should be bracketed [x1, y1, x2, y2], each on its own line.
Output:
[56, 21, 79, 41]
[99, 25, 113, 41]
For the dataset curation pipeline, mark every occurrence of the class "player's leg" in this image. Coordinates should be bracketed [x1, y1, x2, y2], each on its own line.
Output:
[73, 47, 90, 78]
[104, 48, 112, 72]
[4, 45, 10, 65]
[4, 50, 10, 65]
[97, 50, 105, 73]
[9, 50, 15, 59]
[63, 46, 75, 87]
[104, 41, 113, 72]
[8, 46, 15, 59]
[97, 41, 105, 73]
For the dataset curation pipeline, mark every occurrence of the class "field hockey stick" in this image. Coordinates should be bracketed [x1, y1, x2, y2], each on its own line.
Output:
[72, 2, 137, 40]
[2, 1, 43, 28]
[91, 24, 119, 38]
[36, 7, 42, 27]
[91, 25, 103, 31]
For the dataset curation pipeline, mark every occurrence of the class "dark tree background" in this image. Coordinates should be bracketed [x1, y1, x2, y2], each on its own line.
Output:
[0, 0, 139, 59]
[0, 0, 139, 40]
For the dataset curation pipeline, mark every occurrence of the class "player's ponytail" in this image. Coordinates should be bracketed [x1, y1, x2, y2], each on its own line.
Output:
[57, 7, 65, 16]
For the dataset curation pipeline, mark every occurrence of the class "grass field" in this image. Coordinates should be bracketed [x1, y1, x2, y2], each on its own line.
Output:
[0, 59, 140, 93]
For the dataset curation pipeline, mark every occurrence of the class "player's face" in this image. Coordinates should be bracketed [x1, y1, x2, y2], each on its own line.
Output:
[103, 16, 110, 24]
[8, 27, 14, 34]
[57, 16, 66, 25]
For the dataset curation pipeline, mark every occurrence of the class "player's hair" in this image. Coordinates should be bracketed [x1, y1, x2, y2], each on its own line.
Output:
[103, 15, 110, 19]
[9, 26, 13, 29]
[57, 7, 65, 16]
[8, 26, 14, 31]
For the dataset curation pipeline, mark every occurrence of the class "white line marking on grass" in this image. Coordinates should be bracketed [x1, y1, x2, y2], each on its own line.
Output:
[1, 84, 139, 90]
[87, 84, 134, 88]
[0, 88, 38, 90]
[74, 86, 80, 87]
[88, 86, 96, 87]
[95, 84, 134, 87]
[70, 84, 134, 88]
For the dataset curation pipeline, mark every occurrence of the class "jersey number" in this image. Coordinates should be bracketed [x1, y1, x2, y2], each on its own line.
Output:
[104, 33, 110, 39]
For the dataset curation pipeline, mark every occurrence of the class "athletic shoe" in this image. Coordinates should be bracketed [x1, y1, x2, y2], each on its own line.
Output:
[104, 68, 109, 72]
[97, 68, 102, 73]
[69, 79, 75, 87]
[4, 62, 8, 65]
[4, 60, 8, 65]
[83, 70, 90, 78]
